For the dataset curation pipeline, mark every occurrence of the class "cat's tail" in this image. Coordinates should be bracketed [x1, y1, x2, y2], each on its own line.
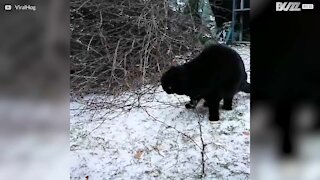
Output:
[240, 81, 250, 93]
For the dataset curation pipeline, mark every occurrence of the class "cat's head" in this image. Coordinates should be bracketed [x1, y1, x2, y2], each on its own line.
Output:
[161, 66, 187, 95]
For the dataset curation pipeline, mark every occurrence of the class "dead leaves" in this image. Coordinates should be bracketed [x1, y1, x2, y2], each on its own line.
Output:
[243, 131, 250, 136]
[134, 149, 144, 159]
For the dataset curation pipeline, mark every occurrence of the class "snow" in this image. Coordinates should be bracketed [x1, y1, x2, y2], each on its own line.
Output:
[70, 45, 250, 179]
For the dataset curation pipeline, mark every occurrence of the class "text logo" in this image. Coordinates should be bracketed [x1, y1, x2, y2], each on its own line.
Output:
[276, 2, 301, 11]
[4, 4, 12, 11]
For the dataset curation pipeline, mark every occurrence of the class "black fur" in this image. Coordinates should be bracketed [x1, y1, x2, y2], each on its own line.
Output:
[161, 44, 250, 121]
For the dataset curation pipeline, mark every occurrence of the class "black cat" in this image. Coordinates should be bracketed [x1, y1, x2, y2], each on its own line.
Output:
[161, 44, 250, 121]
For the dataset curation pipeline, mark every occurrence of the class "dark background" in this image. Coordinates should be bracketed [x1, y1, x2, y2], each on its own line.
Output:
[251, 0, 320, 179]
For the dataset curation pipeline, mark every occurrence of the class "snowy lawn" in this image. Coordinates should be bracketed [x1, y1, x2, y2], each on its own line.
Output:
[70, 45, 250, 179]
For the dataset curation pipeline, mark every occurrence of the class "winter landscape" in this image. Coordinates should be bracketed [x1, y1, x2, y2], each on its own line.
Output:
[70, 45, 250, 179]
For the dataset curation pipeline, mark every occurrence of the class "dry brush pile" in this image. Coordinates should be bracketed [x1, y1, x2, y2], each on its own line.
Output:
[70, 0, 211, 96]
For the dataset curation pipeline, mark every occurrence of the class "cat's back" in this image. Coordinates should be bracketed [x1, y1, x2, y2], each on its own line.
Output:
[185, 44, 243, 78]
[186, 44, 241, 68]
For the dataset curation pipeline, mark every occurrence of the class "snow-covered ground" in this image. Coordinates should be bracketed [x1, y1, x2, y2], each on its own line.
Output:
[70, 45, 250, 179]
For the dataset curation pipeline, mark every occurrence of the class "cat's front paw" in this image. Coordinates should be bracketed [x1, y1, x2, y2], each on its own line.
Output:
[209, 114, 219, 121]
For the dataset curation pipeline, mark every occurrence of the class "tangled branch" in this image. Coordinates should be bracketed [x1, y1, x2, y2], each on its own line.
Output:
[71, 0, 209, 95]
